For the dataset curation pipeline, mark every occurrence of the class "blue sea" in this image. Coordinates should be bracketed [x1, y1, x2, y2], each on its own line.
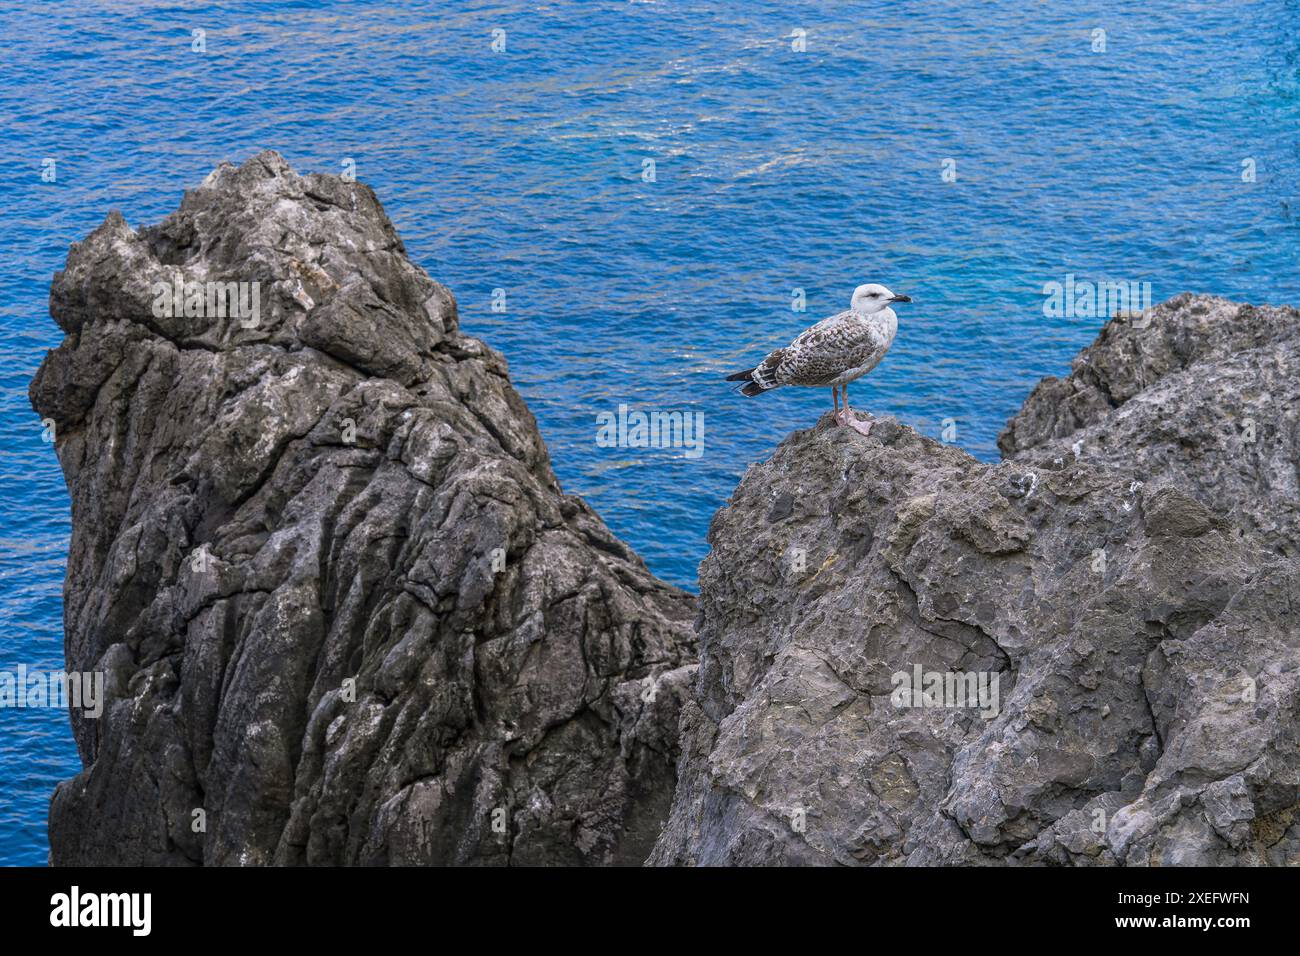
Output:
[1, 1, 1297, 865]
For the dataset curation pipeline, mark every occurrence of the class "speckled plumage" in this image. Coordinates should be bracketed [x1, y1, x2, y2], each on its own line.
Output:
[749, 306, 898, 390]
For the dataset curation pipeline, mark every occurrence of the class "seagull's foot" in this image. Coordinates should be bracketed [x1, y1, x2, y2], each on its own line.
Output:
[835, 407, 874, 437]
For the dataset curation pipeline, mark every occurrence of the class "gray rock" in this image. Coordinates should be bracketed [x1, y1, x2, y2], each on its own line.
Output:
[1000, 294, 1300, 556]
[651, 296, 1300, 866]
[31, 151, 695, 866]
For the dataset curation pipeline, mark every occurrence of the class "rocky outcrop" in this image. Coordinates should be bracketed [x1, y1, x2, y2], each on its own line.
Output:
[651, 295, 1300, 866]
[32, 151, 695, 866]
[1001, 294, 1300, 556]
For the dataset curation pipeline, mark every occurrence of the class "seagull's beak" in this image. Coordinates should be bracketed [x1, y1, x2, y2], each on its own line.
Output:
[889, 294, 912, 304]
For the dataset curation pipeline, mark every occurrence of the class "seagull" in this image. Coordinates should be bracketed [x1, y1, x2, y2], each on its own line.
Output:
[726, 283, 911, 436]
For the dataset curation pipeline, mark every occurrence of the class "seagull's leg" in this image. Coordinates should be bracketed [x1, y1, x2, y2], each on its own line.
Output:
[833, 384, 848, 425]
[838, 381, 874, 436]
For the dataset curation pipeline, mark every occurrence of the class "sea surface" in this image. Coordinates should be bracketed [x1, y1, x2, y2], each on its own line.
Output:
[1, 0, 1297, 865]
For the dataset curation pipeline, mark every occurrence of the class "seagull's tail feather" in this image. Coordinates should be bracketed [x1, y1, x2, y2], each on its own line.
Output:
[726, 367, 771, 396]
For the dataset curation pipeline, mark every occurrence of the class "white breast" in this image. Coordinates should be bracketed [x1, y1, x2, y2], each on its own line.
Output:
[829, 309, 897, 385]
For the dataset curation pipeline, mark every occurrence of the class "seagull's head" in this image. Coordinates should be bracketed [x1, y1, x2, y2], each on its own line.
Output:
[851, 283, 911, 314]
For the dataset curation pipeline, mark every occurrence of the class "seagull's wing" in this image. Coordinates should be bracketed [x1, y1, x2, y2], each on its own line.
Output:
[755, 312, 886, 388]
